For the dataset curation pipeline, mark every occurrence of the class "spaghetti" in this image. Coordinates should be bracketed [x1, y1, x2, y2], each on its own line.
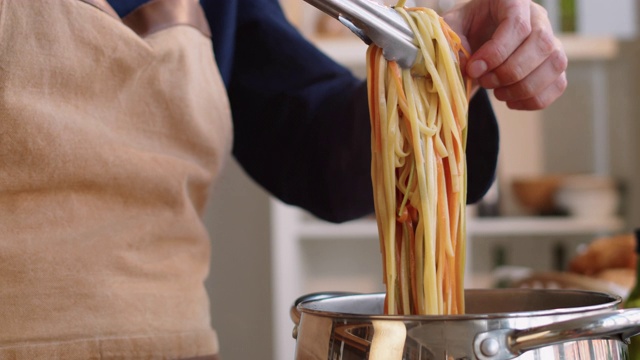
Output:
[367, 4, 470, 315]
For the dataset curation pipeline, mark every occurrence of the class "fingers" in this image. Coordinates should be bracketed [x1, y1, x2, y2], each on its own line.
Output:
[478, 7, 556, 89]
[493, 45, 568, 108]
[505, 72, 568, 110]
[466, 0, 532, 78]
[464, 0, 568, 110]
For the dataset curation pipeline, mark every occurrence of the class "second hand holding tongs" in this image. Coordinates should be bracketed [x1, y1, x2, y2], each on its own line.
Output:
[303, 0, 419, 68]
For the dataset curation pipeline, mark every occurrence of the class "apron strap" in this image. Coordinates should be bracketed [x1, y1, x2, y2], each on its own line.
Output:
[123, 0, 212, 38]
[78, 0, 211, 38]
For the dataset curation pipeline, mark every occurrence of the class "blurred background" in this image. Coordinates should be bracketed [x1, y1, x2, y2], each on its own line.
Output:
[204, 1, 640, 359]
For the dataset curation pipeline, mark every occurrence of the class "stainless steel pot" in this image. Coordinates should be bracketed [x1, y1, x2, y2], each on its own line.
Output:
[290, 289, 640, 360]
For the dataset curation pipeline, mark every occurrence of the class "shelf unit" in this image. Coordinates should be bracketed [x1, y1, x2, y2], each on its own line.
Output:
[296, 214, 624, 239]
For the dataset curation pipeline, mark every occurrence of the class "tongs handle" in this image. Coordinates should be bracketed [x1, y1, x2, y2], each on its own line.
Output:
[303, 0, 419, 68]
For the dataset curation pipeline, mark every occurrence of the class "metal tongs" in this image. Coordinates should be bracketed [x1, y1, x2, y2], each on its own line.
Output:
[304, 0, 419, 68]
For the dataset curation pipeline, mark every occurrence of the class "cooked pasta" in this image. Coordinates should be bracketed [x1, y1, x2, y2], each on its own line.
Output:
[367, 4, 470, 315]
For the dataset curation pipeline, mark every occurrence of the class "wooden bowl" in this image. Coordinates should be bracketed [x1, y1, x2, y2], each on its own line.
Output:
[511, 175, 565, 214]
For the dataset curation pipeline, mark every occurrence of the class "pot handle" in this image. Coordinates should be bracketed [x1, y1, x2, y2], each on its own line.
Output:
[473, 308, 640, 360]
[290, 292, 358, 339]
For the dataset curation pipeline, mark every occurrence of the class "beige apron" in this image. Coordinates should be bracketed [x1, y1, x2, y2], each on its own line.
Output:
[0, 0, 232, 358]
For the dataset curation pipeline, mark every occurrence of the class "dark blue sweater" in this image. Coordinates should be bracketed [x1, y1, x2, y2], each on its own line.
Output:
[108, 0, 499, 223]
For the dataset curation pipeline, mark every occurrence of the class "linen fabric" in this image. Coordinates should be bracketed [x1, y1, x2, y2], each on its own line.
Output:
[0, 0, 231, 358]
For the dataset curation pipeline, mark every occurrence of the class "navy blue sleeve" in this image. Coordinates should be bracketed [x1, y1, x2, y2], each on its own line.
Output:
[229, 0, 372, 223]
[466, 89, 499, 204]
[227, 0, 498, 222]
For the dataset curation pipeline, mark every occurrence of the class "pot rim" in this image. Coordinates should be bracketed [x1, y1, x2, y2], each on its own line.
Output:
[297, 288, 622, 321]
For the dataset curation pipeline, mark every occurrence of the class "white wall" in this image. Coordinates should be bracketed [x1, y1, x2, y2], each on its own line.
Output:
[540, 38, 640, 230]
[203, 159, 273, 360]
[608, 39, 640, 228]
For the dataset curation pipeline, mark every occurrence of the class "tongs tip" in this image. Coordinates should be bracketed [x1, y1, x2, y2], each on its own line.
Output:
[305, 0, 419, 68]
[338, 16, 372, 45]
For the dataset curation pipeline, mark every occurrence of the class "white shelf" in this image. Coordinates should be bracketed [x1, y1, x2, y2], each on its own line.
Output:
[299, 218, 377, 238]
[558, 35, 620, 61]
[298, 215, 625, 240]
[466, 216, 624, 236]
[312, 34, 619, 67]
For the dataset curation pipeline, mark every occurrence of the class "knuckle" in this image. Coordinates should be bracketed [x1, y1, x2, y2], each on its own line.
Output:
[529, 96, 547, 110]
[530, 0, 550, 21]
[518, 80, 536, 99]
[479, 74, 499, 89]
[556, 73, 568, 93]
[507, 100, 525, 110]
[491, 40, 510, 65]
[535, 30, 556, 56]
[499, 63, 526, 85]
[513, 15, 532, 37]
[526, 77, 567, 110]
[550, 49, 569, 73]
[535, 4, 549, 18]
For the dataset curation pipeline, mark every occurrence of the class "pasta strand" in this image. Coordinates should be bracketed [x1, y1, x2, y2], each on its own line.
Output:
[367, 6, 470, 315]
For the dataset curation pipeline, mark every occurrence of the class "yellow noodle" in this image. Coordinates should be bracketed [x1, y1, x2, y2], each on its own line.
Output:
[367, 6, 469, 315]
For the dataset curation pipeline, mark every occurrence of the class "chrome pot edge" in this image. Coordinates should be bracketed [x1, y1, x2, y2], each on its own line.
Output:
[291, 289, 640, 360]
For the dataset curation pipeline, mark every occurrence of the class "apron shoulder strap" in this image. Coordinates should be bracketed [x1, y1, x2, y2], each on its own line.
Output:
[79, 0, 211, 38]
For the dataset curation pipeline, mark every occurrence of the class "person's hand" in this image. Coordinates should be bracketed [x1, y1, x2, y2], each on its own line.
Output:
[443, 0, 568, 110]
